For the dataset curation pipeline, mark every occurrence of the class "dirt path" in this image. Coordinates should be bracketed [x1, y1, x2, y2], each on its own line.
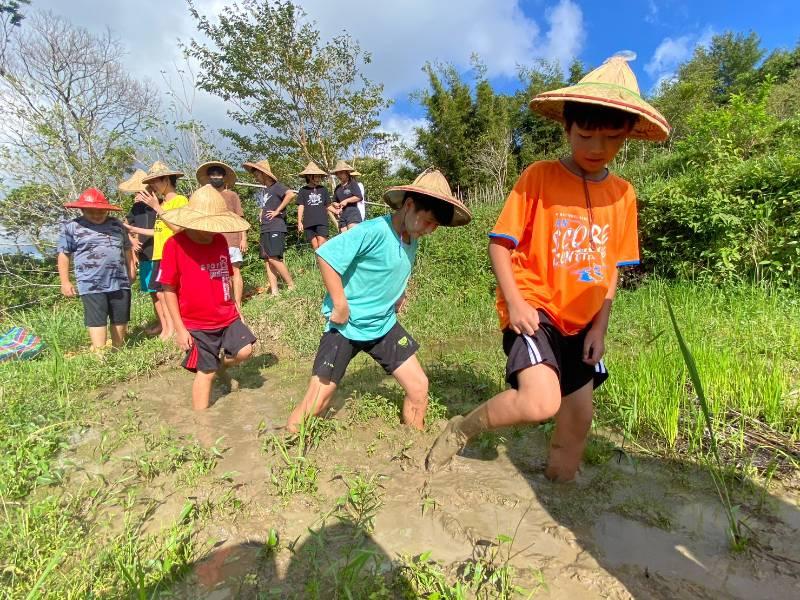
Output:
[61, 348, 800, 599]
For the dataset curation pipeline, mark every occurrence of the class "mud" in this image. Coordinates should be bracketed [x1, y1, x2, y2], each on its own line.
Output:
[58, 347, 800, 599]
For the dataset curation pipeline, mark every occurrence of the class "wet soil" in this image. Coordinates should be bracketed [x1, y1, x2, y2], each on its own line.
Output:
[60, 346, 800, 599]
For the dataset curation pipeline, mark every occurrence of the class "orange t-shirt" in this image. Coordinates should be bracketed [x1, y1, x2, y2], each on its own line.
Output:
[490, 160, 640, 335]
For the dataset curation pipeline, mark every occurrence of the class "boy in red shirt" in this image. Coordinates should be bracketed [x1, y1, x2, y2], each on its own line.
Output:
[157, 185, 256, 410]
[426, 55, 671, 481]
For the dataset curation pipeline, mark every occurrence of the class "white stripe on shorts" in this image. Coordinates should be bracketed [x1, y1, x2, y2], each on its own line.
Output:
[595, 360, 607, 374]
[522, 334, 542, 365]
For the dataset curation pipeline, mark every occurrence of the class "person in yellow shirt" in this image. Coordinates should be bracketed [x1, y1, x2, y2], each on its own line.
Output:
[123, 161, 189, 340]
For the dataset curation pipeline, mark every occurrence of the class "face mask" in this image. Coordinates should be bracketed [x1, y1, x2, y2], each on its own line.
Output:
[209, 176, 224, 188]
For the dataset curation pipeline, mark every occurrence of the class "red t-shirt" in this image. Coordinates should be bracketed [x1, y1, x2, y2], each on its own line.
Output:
[157, 232, 239, 330]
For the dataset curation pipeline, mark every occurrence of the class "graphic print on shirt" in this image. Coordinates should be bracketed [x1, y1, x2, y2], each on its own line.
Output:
[307, 192, 323, 206]
[200, 254, 231, 301]
[551, 211, 610, 284]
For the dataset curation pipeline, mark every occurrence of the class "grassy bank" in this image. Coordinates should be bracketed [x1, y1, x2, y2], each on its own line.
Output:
[1, 203, 798, 596]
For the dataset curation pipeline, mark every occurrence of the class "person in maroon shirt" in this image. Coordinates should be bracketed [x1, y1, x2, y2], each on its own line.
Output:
[157, 185, 257, 410]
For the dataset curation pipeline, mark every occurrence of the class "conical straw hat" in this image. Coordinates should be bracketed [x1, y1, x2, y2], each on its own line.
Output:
[331, 160, 355, 174]
[117, 169, 148, 194]
[160, 185, 250, 233]
[141, 160, 185, 184]
[529, 54, 670, 141]
[242, 159, 278, 182]
[196, 161, 237, 188]
[297, 161, 327, 177]
[384, 168, 472, 227]
[350, 170, 362, 177]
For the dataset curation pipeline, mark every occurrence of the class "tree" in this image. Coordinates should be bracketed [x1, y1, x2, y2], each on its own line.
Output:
[0, 11, 159, 243]
[0, 0, 29, 73]
[186, 0, 390, 172]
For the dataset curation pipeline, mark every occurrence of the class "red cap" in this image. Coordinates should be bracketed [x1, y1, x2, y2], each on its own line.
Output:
[63, 188, 122, 211]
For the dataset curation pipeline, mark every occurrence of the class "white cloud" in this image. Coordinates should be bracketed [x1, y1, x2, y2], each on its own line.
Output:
[26, 1, 585, 147]
[379, 113, 428, 148]
[645, 0, 659, 24]
[645, 27, 715, 92]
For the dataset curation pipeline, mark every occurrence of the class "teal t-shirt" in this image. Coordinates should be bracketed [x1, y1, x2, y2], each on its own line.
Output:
[316, 215, 417, 341]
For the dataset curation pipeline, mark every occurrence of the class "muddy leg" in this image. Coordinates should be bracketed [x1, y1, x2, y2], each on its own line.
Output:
[545, 381, 593, 482]
[218, 343, 255, 393]
[110, 324, 127, 348]
[192, 371, 216, 410]
[286, 376, 337, 432]
[426, 364, 561, 471]
[392, 355, 429, 430]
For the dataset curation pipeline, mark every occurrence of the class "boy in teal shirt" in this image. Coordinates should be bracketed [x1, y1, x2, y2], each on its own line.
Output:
[286, 169, 471, 432]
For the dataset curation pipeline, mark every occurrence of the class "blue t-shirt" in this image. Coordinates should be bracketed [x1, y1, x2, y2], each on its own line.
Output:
[316, 215, 417, 341]
[56, 217, 131, 295]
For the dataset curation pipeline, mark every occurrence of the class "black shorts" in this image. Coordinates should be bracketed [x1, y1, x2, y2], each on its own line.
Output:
[338, 208, 362, 228]
[311, 322, 419, 384]
[259, 231, 286, 259]
[81, 289, 131, 327]
[150, 260, 163, 292]
[182, 318, 257, 373]
[304, 224, 329, 243]
[503, 310, 608, 396]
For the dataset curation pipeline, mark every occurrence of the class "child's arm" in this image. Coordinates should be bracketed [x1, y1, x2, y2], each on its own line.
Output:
[317, 255, 348, 325]
[265, 190, 297, 221]
[126, 249, 136, 283]
[57, 252, 76, 297]
[489, 238, 539, 335]
[124, 223, 155, 237]
[582, 268, 618, 366]
[296, 204, 305, 231]
[162, 285, 192, 351]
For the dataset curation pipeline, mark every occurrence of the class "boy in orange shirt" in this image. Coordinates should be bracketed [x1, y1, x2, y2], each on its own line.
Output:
[426, 55, 670, 481]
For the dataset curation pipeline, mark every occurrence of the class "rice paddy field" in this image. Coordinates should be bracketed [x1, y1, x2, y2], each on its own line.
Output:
[1, 204, 798, 598]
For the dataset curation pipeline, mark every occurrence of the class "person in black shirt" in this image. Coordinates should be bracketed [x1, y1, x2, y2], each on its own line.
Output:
[295, 161, 336, 250]
[331, 160, 363, 231]
[243, 159, 297, 295]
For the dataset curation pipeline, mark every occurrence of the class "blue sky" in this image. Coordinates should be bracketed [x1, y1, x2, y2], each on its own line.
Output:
[25, 0, 800, 146]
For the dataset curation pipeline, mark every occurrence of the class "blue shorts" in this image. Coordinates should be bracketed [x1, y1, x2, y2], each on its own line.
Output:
[139, 260, 157, 293]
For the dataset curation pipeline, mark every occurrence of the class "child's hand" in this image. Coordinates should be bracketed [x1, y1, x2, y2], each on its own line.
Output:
[60, 281, 76, 297]
[330, 302, 349, 326]
[582, 326, 606, 366]
[137, 190, 160, 210]
[176, 328, 193, 352]
[508, 300, 539, 336]
[297, 222, 303, 233]
[395, 295, 407, 313]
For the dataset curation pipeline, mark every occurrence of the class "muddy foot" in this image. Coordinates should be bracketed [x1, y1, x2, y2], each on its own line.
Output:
[215, 369, 239, 394]
[425, 416, 468, 472]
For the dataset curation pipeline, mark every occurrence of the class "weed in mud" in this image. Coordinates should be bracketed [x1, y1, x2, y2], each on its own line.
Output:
[583, 435, 618, 466]
[265, 415, 324, 498]
[476, 431, 507, 454]
[613, 497, 674, 531]
[346, 391, 400, 425]
[334, 472, 386, 533]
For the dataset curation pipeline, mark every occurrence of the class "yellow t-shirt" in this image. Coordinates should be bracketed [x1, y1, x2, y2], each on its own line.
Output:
[152, 195, 189, 260]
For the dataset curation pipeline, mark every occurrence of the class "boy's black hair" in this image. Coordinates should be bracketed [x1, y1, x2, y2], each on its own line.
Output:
[407, 193, 453, 226]
[168, 175, 178, 187]
[562, 101, 638, 132]
[207, 165, 226, 176]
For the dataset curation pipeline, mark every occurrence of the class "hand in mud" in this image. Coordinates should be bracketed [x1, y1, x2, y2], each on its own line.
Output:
[60, 281, 76, 297]
[582, 326, 606, 366]
[329, 302, 349, 326]
[176, 328, 193, 352]
[507, 299, 539, 336]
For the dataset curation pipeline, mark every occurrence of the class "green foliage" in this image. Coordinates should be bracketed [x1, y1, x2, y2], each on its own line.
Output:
[187, 0, 390, 171]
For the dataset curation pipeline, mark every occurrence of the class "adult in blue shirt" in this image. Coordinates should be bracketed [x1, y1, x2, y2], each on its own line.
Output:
[285, 169, 472, 432]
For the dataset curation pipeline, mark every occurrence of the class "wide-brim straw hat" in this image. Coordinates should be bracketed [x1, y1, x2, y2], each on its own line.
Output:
[160, 184, 250, 233]
[384, 168, 471, 227]
[529, 54, 670, 141]
[197, 161, 237, 188]
[350, 170, 362, 177]
[331, 160, 355, 174]
[297, 161, 327, 177]
[64, 187, 122, 211]
[141, 160, 185, 184]
[118, 169, 148, 194]
[243, 159, 278, 182]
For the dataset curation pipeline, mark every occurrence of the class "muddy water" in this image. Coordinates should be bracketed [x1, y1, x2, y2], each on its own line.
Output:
[73, 350, 800, 599]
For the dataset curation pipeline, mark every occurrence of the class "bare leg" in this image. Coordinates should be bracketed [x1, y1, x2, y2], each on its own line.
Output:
[110, 324, 127, 348]
[156, 291, 174, 340]
[192, 371, 216, 410]
[222, 343, 254, 368]
[231, 264, 244, 306]
[313, 236, 328, 248]
[391, 355, 429, 430]
[146, 293, 163, 335]
[426, 364, 561, 470]
[88, 326, 107, 350]
[286, 376, 338, 432]
[265, 259, 279, 295]
[269, 257, 294, 290]
[545, 382, 593, 482]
